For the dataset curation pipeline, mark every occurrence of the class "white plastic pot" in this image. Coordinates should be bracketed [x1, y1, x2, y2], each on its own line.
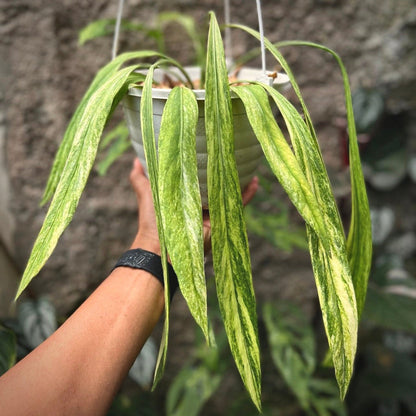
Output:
[123, 66, 290, 207]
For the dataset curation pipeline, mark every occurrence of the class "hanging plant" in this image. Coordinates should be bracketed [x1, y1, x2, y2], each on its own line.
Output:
[16, 4, 372, 410]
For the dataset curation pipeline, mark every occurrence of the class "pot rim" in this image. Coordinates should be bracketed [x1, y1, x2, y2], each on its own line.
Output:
[127, 66, 290, 100]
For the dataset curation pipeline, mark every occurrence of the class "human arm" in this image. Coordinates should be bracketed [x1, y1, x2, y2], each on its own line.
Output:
[0, 160, 166, 416]
[0, 158, 258, 416]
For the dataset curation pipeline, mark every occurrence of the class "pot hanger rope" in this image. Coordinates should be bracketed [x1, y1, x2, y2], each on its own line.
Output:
[224, 0, 267, 78]
[256, 0, 267, 76]
[111, 0, 268, 81]
[224, 0, 232, 65]
[112, 0, 125, 60]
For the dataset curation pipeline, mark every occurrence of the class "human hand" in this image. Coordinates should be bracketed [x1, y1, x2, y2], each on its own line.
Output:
[129, 158, 259, 254]
[129, 158, 161, 255]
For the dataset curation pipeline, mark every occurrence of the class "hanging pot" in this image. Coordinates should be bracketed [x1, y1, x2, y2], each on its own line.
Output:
[123, 66, 290, 207]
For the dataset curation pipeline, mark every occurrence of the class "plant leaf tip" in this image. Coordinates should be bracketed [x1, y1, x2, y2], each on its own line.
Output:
[14, 285, 25, 302]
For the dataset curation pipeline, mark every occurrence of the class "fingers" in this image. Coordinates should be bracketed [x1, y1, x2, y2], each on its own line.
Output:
[131, 158, 258, 208]
[129, 158, 258, 255]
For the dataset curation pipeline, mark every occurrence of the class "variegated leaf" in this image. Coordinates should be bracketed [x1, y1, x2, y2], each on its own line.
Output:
[140, 63, 171, 388]
[17, 65, 143, 299]
[205, 12, 261, 411]
[231, 85, 327, 241]
[229, 24, 371, 397]
[264, 83, 358, 399]
[274, 41, 372, 318]
[158, 86, 208, 341]
[41, 51, 163, 205]
[233, 83, 357, 398]
[231, 23, 370, 320]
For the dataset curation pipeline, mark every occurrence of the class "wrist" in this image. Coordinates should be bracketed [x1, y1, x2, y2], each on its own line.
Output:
[113, 248, 178, 299]
[130, 233, 161, 256]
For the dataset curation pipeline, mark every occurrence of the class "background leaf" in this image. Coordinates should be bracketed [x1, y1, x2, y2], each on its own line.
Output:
[263, 302, 347, 416]
[78, 18, 165, 52]
[158, 12, 206, 72]
[364, 285, 416, 333]
[97, 121, 131, 176]
[128, 337, 158, 390]
[263, 302, 316, 409]
[166, 366, 222, 416]
[0, 326, 16, 376]
[17, 298, 57, 349]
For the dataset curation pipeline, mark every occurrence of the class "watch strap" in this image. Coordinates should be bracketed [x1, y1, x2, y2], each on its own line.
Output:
[113, 248, 178, 297]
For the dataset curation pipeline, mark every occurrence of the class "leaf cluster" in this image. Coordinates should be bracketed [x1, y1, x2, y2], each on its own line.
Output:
[17, 11, 372, 410]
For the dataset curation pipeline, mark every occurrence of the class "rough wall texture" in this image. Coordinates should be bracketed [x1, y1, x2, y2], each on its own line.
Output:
[0, 0, 415, 406]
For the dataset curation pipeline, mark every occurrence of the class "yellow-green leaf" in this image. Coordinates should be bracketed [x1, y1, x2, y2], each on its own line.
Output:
[41, 51, 162, 205]
[140, 63, 171, 388]
[205, 13, 261, 411]
[158, 86, 209, 341]
[233, 83, 357, 398]
[274, 41, 372, 318]
[16, 65, 142, 299]
[231, 85, 327, 241]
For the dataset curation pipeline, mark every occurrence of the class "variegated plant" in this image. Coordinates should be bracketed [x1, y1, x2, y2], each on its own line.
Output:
[16, 11, 371, 411]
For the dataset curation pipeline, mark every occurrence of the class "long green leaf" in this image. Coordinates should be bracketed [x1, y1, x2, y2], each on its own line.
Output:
[16, 66, 142, 299]
[263, 83, 358, 399]
[78, 18, 119, 45]
[158, 86, 209, 341]
[41, 51, 163, 205]
[233, 83, 357, 398]
[140, 63, 172, 388]
[230, 23, 371, 319]
[229, 24, 369, 395]
[275, 41, 372, 319]
[205, 13, 261, 410]
[231, 85, 327, 241]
